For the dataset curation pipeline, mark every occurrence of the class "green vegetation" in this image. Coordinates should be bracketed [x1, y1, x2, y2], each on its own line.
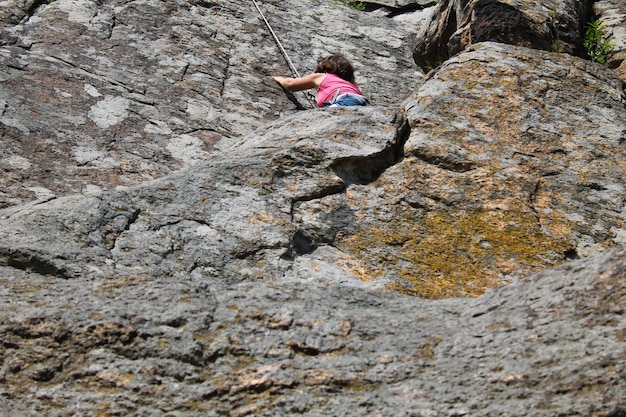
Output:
[583, 20, 615, 64]
[332, 0, 366, 11]
[548, 9, 562, 53]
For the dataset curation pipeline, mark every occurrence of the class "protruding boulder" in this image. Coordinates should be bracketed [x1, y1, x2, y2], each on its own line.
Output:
[413, 0, 592, 71]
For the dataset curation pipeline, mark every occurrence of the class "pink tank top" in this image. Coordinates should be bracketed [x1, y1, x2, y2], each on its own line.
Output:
[316, 73, 363, 107]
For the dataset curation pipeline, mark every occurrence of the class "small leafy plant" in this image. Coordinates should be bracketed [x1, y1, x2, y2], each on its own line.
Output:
[583, 20, 615, 64]
[548, 9, 562, 53]
[332, 0, 366, 11]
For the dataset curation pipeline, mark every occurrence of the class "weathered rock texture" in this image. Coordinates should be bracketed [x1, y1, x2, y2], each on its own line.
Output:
[411, 0, 626, 76]
[0, 107, 409, 285]
[328, 41, 626, 297]
[1, 242, 625, 416]
[1, 0, 625, 415]
[0, 0, 423, 208]
[595, 0, 626, 81]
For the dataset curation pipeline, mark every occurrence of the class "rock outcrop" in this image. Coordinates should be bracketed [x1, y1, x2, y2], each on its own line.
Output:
[595, 0, 626, 81]
[412, 0, 626, 79]
[1, 241, 625, 416]
[0, 0, 423, 208]
[334, 41, 626, 296]
[0, 0, 625, 415]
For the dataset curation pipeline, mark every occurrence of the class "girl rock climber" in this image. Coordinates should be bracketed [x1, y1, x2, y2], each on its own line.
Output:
[272, 54, 370, 108]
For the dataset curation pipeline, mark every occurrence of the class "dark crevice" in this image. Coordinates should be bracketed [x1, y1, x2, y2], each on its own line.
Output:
[564, 248, 580, 260]
[415, 0, 457, 71]
[279, 85, 309, 111]
[578, 0, 597, 59]
[282, 230, 314, 260]
[24, 0, 51, 22]
[288, 340, 320, 356]
[414, 0, 597, 71]
[411, 151, 477, 173]
[331, 117, 410, 185]
[0, 248, 73, 279]
[189, 0, 220, 8]
[123, 208, 141, 231]
[578, 182, 607, 192]
[470, 0, 552, 51]
[180, 62, 190, 81]
[527, 179, 542, 218]
[282, 184, 346, 260]
[219, 56, 230, 99]
[602, 408, 626, 417]
[356, 1, 437, 16]
[104, 208, 141, 250]
[292, 183, 348, 207]
[7, 62, 28, 71]
[330, 151, 394, 185]
[105, 15, 117, 40]
[386, 2, 437, 17]
[282, 115, 411, 261]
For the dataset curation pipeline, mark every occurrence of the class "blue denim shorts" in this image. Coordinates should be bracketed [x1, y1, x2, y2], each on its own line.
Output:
[326, 93, 370, 107]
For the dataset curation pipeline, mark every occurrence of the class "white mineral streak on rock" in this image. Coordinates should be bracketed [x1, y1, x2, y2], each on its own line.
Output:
[57, 0, 96, 25]
[166, 134, 208, 165]
[6, 155, 31, 170]
[25, 187, 55, 200]
[88, 95, 131, 129]
[83, 84, 102, 98]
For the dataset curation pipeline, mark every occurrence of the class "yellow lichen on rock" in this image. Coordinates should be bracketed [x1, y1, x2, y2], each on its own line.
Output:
[338, 205, 575, 299]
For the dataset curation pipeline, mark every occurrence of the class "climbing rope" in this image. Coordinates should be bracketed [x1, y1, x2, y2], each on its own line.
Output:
[250, 0, 316, 108]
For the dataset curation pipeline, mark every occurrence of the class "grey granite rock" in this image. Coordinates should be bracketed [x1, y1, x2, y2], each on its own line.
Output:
[0, 106, 408, 283]
[1, 0, 625, 415]
[594, 0, 626, 82]
[0, 244, 624, 416]
[0, 0, 422, 208]
[412, 0, 594, 71]
[295, 42, 626, 297]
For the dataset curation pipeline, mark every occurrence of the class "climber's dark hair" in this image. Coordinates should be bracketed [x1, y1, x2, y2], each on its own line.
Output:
[316, 54, 355, 83]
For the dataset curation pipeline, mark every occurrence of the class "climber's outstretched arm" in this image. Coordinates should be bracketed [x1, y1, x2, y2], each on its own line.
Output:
[272, 73, 325, 92]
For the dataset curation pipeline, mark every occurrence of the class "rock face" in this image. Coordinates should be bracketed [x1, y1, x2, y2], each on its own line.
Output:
[1, 242, 625, 416]
[595, 0, 626, 81]
[0, 0, 423, 208]
[330, 41, 626, 297]
[412, 0, 626, 77]
[1, 0, 625, 415]
[0, 106, 409, 285]
[413, 0, 591, 70]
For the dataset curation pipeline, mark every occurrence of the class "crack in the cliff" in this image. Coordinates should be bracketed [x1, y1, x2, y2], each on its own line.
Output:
[180, 61, 190, 82]
[355, 1, 437, 17]
[1, 196, 57, 220]
[0, 100, 8, 118]
[190, 0, 220, 8]
[281, 182, 347, 261]
[279, 86, 309, 111]
[283, 116, 411, 260]
[103, 14, 116, 41]
[105, 207, 141, 252]
[527, 178, 542, 224]
[21, 0, 50, 24]
[527, 178, 580, 261]
[331, 116, 410, 185]
[219, 56, 230, 99]
[0, 248, 73, 279]
[46, 54, 147, 95]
